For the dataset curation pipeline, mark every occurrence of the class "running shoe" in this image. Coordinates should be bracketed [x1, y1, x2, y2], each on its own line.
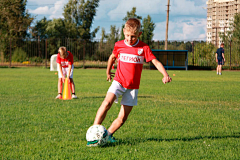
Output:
[72, 94, 78, 99]
[107, 135, 117, 143]
[55, 94, 62, 99]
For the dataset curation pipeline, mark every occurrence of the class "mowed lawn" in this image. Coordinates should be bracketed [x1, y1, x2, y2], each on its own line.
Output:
[0, 68, 239, 159]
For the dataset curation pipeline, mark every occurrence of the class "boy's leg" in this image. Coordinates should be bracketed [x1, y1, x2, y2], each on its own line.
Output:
[107, 104, 133, 135]
[56, 78, 63, 99]
[219, 65, 222, 75]
[69, 78, 75, 93]
[58, 78, 63, 94]
[94, 92, 116, 125]
[69, 78, 77, 98]
[58, 67, 65, 94]
[216, 65, 219, 74]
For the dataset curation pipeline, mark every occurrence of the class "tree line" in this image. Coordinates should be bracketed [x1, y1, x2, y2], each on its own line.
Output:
[0, 0, 239, 68]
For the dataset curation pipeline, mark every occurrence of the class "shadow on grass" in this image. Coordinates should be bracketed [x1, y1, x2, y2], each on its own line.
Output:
[138, 96, 154, 98]
[0, 66, 18, 68]
[78, 95, 154, 100]
[79, 96, 105, 99]
[146, 133, 240, 142]
[103, 132, 240, 147]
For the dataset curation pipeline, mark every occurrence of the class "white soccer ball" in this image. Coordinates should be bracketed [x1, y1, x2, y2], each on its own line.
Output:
[86, 125, 108, 146]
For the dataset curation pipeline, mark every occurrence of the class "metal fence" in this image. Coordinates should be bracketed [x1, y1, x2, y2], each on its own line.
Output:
[0, 38, 239, 69]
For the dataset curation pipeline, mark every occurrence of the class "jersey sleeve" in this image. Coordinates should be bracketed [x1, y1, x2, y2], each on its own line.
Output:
[56, 53, 61, 64]
[68, 51, 74, 65]
[112, 43, 119, 57]
[144, 46, 156, 62]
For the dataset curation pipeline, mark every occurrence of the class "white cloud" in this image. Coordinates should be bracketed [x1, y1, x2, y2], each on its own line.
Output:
[107, 0, 165, 20]
[105, 0, 206, 20]
[27, 0, 59, 4]
[29, 6, 50, 14]
[49, 0, 66, 19]
[170, 0, 206, 16]
[95, 0, 119, 20]
[28, 0, 67, 19]
[154, 18, 207, 41]
[27, 0, 208, 41]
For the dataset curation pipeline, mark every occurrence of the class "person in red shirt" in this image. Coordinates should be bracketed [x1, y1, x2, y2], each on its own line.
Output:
[87, 18, 171, 146]
[55, 46, 77, 99]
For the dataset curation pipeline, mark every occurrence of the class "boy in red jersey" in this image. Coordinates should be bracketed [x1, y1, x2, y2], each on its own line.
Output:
[55, 46, 77, 99]
[87, 18, 171, 146]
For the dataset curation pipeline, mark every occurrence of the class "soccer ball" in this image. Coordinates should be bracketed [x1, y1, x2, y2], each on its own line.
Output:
[86, 125, 108, 146]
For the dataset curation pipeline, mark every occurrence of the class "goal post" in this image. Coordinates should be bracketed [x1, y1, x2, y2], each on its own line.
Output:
[50, 54, 59, 71]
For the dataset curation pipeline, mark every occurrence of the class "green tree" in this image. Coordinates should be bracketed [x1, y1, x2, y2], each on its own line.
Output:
[193, 42, 216, 66]
[63, 0, 100, 40]
[0, 0, 34, 38]
[100, 28, 107, 43]
[45, 19, 68, 38]
[30, 17, 51, 39]
[97, 26, 120, 61]
[0, 0, 34, 62]
[12, 47, 27, 62]
[106, 25, 120, 44]
[220, 13, 240, 66]
[140, 15, 155, 46]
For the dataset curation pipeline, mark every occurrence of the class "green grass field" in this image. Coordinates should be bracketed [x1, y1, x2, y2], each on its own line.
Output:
[0, 68, 239, 159]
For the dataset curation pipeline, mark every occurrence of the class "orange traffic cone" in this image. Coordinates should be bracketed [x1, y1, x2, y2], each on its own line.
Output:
[62, 78, 72, 100]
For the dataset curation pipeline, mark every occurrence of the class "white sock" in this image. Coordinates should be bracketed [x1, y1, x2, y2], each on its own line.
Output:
[107, 130, 113, 136]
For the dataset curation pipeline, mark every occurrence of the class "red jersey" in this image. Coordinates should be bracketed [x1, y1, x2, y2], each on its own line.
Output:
[56, 51, 74, 68]
[113, 39, 156, 89]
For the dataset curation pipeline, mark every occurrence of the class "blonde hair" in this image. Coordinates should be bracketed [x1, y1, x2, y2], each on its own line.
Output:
[124, 18, 141, 33]
[58, 46, 67, 58]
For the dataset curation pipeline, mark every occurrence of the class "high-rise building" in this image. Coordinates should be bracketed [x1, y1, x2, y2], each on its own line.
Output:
[206, 0, 240, 47]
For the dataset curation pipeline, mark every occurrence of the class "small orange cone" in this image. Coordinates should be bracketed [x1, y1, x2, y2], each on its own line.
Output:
[62, 78, 72, 100]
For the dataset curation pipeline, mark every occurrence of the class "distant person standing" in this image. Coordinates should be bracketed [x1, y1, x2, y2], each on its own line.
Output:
[216, 43, 225, 75]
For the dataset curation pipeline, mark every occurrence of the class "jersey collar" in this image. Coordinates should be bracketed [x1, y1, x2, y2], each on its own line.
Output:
[124, 39, 139, 47]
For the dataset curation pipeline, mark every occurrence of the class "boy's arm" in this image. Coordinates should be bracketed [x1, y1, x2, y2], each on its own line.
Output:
[67, 64, 72, 79]
[106, 53, 116, 82]
[57, 63, 64, 82]
[151, 59, 171, 84]
[222, 53, 225, 61]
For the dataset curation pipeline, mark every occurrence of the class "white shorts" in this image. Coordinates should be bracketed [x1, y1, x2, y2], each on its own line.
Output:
[58, 65, 74, 78]
[107, 80, 138, 106]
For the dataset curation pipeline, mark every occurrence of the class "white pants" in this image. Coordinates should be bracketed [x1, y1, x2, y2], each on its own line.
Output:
[58, 65, 74, 78]
[107, 80, 138, 106]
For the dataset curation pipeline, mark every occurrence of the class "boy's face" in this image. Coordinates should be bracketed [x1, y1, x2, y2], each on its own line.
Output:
[123, 28, 142, 45]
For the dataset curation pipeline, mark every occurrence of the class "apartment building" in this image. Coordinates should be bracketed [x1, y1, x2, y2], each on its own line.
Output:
[206, 0, 240, 47]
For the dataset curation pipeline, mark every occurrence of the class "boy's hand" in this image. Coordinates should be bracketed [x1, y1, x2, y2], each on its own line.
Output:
[66, 77, 70, 83]
[162, 76, 172, 84]
[62, 77, 65, 83]
[107, 72, 115, 82]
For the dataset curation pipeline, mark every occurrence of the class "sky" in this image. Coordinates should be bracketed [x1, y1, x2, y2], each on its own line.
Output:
[26, 0, 208, 41]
